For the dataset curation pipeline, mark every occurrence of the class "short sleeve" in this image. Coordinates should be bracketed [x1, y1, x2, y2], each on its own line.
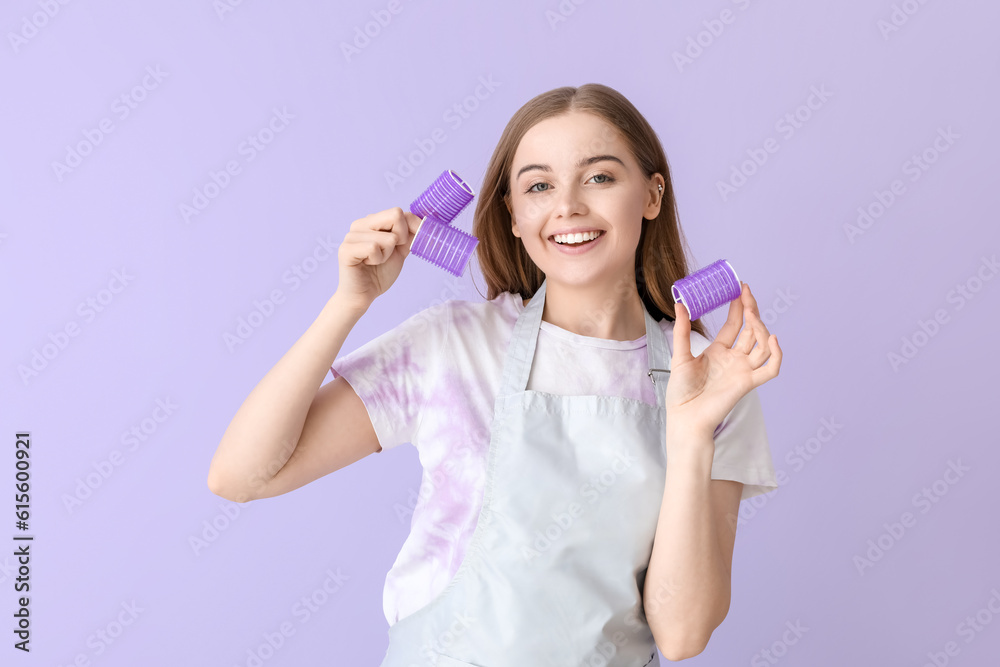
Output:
[329, 300, 452, 453]
[710, 387, 779, 501]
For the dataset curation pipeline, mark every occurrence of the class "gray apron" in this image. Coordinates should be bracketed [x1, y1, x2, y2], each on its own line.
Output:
[380, 276, 670, 667]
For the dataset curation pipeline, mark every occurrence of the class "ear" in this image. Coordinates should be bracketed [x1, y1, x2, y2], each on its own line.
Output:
[644, 174, 665, 220]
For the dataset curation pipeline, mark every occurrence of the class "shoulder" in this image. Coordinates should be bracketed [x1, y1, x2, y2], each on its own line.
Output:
[444, 291, 519, 341]
[449, 291, 519, 324]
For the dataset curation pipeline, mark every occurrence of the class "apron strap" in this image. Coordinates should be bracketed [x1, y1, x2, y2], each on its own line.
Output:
[498, 277, 672, 404]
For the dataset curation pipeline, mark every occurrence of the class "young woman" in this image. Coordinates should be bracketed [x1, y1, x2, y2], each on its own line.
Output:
[208, 83, 782, 666]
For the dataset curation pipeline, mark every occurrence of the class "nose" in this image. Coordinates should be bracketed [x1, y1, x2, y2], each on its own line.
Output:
[552, 183, 588, 218]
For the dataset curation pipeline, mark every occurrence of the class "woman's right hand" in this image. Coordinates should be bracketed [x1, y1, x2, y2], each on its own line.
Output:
[335, 207, 424, 314]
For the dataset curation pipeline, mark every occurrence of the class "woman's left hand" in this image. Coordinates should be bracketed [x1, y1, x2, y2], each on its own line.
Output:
[663, 282, 783, 437]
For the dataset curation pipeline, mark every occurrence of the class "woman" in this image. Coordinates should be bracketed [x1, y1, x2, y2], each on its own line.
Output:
[208, 83, 783, 666]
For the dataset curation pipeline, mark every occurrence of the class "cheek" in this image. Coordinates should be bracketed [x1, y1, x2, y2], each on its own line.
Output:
[513, 197, 549, 226]
[512, 212, 547, 240]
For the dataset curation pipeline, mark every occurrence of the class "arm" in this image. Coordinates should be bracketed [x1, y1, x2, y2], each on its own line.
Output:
[207, 291, 378, 502]
[646, 282, 781, 660]
[643, 423, 744, 662]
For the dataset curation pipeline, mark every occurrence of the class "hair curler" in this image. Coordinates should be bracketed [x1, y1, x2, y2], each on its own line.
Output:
[671, 259, 742, 321]
[408, 170, 479, 276]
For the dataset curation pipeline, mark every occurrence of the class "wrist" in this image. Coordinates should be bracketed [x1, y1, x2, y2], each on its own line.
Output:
[327, 291, 370, 320]
[665, 417, 715, 442]
[665, 422, 715, 461]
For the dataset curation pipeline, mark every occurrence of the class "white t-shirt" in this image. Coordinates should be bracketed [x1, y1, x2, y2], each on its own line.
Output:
[329, 290, 778, 628]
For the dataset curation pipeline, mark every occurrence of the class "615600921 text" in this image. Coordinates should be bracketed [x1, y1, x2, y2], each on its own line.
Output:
[13, 431, 33, 652]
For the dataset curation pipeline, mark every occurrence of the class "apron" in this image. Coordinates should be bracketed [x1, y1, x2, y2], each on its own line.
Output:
[380, 276, 671, 667]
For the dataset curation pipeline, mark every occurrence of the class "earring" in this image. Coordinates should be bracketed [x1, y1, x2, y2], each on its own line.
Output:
[658, 184, 663, 193]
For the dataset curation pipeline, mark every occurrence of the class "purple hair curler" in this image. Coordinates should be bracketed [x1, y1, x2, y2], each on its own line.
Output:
[409, 216, 479, 277]
[671, 259, 742, 321]
[408, 170, 479, 276]
[410, 169, 475, 224]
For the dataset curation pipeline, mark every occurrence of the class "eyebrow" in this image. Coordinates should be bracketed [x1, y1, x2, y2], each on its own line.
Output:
[514, 154, 626, 180]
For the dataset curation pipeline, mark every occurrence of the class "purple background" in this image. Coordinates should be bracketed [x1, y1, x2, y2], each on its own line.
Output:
[3, 0, 999, 665]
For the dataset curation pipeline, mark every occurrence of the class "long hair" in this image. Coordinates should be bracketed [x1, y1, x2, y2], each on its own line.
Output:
[471, 83, 708, 340]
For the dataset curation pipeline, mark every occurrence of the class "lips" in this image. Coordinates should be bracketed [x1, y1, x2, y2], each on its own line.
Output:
[548, 229, 606, 254]
[548, 228, 604, 240]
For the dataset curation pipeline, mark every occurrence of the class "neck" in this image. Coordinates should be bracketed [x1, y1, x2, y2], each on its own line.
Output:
[528, 275, 647, 341]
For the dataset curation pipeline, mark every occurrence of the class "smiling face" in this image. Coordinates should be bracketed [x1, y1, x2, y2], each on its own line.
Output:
[507, 110, 662, 290]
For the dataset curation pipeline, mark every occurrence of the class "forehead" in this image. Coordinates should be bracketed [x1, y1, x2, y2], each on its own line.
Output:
[512, 112, 631, 172]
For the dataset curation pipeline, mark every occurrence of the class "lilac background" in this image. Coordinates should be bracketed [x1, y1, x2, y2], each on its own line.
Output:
[2, 0, 999, 665]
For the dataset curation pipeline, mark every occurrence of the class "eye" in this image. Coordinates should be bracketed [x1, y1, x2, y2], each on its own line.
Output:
[524, 173, 616, 194]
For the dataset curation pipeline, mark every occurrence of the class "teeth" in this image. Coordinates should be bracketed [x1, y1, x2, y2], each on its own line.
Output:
[554, 230, 601, 244]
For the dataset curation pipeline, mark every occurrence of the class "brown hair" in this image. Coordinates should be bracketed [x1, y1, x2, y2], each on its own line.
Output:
[471, 83, 708, 341]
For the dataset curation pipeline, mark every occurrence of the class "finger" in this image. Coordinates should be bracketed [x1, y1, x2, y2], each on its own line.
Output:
[739, 306, 771, 355]
[746, 309, 773, 363]
[751, 334, 782, 386]
[366, 238, 393, 265]
[345, 231, 395, 266]
[382, 208, 412, 259]
[343, 239, 386, 267]
[672, 301, 694, 365]
[347, 229, 402, 251]
[716, 282, 747, 348]
[397, 212, 424, 258]
[403, 211, 424, 239]
[365, 207, 408, 237]
[747, 322, 773, 368]
[744, 282, 761, 320]
[735, 312, 757, 355]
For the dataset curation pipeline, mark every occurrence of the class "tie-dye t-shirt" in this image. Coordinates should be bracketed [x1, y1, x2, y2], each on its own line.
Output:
[329, 290, 779, 628]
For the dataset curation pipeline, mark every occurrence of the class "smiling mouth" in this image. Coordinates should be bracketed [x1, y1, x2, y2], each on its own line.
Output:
[550, 230, 605, 246]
